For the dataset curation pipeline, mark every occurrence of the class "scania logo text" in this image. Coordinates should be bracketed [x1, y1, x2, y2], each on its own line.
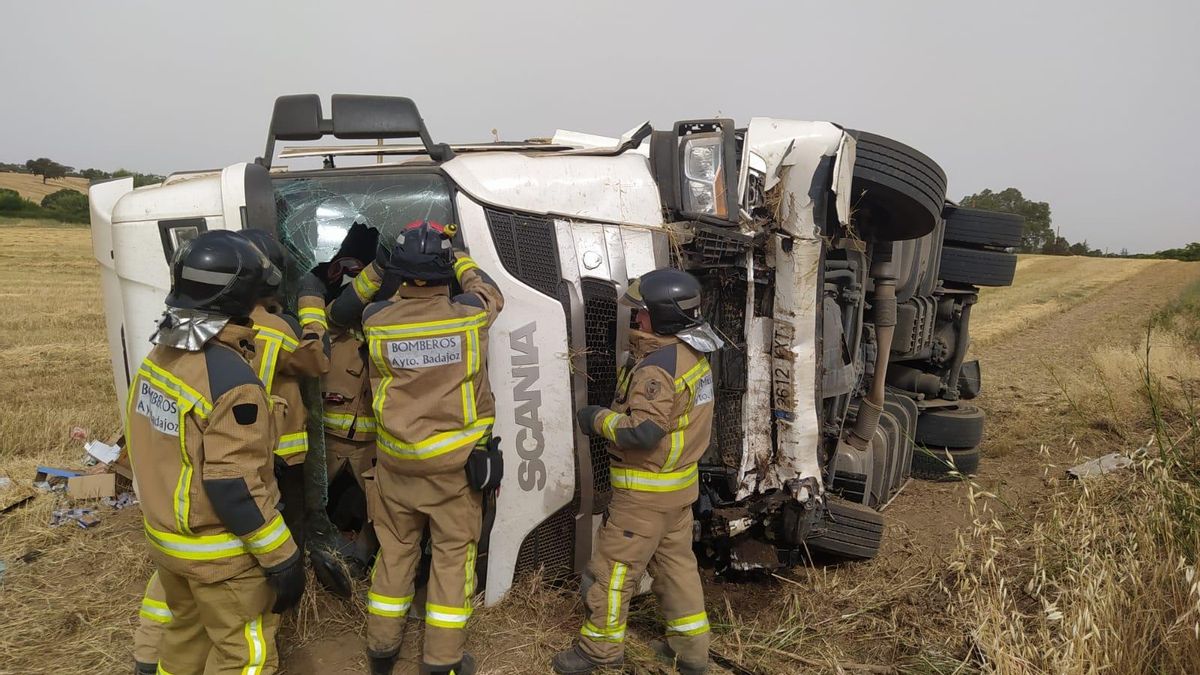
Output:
[510, 322, 546, 491]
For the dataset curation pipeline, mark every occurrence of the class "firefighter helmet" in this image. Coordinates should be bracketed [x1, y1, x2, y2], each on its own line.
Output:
[239, 229, 287, 298]
[165, 230, 277, 318]
[621, 268, 704, 335]
[384, 220, 457, 284]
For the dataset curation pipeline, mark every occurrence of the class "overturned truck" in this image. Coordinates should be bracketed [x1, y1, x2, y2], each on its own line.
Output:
[91, 95, 1020, 604]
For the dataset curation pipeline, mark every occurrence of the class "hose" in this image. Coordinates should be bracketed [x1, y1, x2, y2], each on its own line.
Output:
[848, 264, 897, 450]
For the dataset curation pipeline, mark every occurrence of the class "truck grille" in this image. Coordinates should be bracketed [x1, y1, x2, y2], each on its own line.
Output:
[582, 279, 618, 512]
[513, 504, 576, 583]
[484, 209, 561, 298]
[701, 273, 748, 468]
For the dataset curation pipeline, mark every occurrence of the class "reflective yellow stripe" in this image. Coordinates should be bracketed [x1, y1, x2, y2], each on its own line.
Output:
[464, 541, 477, 610]
[354, 269, 381, 301]
[606, 562, 627, 628]
[138, 360, 213, 417]
[453, 256, 479, 281]
[674, 359, 711, 392]
[581, 619, 626, 642]
[426, 602, 471, 629]
[367, 591, 413, 618]
[253, 336, 282, 395]
[245, 514, 292, 556]
[139, 596, 173, 624]
[297, 306, 328, 329]
[461, 327, 480, 424]
[174, 409, 194, 535]
[666, 611, 710, 636]
[663, 411, 688, 472]
[274, 431, 308, 457]
[144, 520, 248, 561]
[241, 614, 266, 675]
[157, 665, 176, 675]
[322, 412, 377, 434]
[600, 412, 623, 442]
[364, 312, 488, 339]
[255, 325, 299, 352]
[611, 463, 699, 493]
[375, 419, 494, 462]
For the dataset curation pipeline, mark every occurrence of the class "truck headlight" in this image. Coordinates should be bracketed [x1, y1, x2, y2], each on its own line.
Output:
[682, 134, 727, 218]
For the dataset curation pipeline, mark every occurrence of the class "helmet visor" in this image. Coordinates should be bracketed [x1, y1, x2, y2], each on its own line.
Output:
[619, 278, 648, 311]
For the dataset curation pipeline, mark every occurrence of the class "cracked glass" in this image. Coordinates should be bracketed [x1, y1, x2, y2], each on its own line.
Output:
[272, 172, 454, 274]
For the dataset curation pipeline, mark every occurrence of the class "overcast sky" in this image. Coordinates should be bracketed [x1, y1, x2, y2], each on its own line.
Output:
[2, 1, 1196, 252]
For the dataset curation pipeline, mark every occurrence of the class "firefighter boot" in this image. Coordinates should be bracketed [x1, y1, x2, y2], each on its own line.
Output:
[420, 652, 476, 675]
[650, 639, 708, 675]
[552, 644, 620, 674]
[133, 662, 157, 675]
[367, 647, 399, 675]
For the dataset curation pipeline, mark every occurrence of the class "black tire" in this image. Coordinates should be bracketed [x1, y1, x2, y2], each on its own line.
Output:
[942, 206, 1025, 249]
[940, 245, 1017, 287]
[847, 130, 947, 241]
[911, 446, 981, 481]
[915, 405, 985, 448]
[806, 496, 885, 561]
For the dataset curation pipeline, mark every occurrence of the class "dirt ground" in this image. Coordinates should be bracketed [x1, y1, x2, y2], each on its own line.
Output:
[0, 226, 1197, 674]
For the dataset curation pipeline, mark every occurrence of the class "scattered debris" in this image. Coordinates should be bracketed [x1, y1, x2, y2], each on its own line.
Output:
[51, 508, 101, 529]
[0, 476, 36, 514]
[101, 491, 138, 510]
[17, 550, 43, 564]
[1067, 452, 1134, 479]
[67, 473, 117, 500]
[69, 426, 90, 442]
[32, 466, 78, 492]
[0, 560, 6, 584]
[84, 439, 122, 465]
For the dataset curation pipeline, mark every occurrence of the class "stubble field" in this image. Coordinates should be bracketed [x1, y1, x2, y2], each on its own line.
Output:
[0, 222, 1197, 674]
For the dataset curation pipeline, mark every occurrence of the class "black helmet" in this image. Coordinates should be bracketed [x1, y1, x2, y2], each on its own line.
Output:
[621, 268, 704, 335]
[166, 230, 277, 318]
[384, 220, 457, 285]
[239, 229, 286, 298]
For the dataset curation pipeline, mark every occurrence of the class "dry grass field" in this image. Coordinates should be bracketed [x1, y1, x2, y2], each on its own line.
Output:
[0, 172, 89, 202]
[0, 223, 1197, 674]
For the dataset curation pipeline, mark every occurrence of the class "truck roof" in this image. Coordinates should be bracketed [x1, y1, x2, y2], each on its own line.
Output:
[278, 141, 573, 160]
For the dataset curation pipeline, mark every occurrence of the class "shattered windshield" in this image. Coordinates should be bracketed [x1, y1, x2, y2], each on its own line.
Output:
[273, 172, 454, 274]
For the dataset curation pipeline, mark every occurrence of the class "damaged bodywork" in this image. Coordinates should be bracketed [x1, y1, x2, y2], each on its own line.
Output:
[93, 94, 1015, 601]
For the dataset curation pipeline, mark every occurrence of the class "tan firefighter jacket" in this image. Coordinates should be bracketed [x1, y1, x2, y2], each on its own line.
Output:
[362, 255, 504, 476]
[585, 331, 714, 510]
[249, 299, 330, 466]
[126, 322, 298, 583]
[322, 327, 377, 441]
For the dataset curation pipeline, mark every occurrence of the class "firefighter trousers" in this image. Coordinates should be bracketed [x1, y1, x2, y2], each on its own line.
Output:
[133, 571, 172, 668]
[578, 494, 711, 666]
[155, 565, 279, 675]
[367, 465, 482, 667]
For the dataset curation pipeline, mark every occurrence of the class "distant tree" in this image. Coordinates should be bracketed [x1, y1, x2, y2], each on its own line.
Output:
[0, 187, 43, 217]
[1042, 235, 1071, 256]
[24, 157, 72, 184]
[41, 189, 90, 222]
[960, 188, 1054, 252]
[112, 169, 165, 188]
[1068, 240, 1093, 256]
[79, 168, 112, 181]
[1151, 242, 1200, 262]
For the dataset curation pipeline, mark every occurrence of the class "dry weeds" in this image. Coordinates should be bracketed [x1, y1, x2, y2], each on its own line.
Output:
[0, 172, 89, 202]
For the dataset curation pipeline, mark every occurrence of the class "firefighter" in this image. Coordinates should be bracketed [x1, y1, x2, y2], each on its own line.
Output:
[359, 221, 503, 675]
[132, 572, 172, 674]
[552, 269, 722, 675]
[127, 230, 305, 674]
[320, 253, 380, 579]
[241, 229, 331, 556]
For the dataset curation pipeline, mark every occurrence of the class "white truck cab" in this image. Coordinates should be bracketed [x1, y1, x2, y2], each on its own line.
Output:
[94, 95, 1014, 604]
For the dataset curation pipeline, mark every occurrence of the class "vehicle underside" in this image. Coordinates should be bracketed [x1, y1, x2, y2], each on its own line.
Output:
[92, 95, 1021, 604]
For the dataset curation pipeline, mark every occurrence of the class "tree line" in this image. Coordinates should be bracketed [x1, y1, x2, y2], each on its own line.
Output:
[959, 187, 1197, 261]
[0, 157, 166, 224]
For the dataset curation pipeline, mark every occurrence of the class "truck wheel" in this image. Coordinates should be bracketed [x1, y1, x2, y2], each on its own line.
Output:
[940, 245, 1017, 287]
[847, 130, 947, 241]
[942, 206, 1025, 248]
[805, 496, 885, 561]
[911, 446, 981, 480]
[915, 405, 985, 448]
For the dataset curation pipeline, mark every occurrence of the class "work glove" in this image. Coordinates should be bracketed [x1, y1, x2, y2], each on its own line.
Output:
[576, 405, 606, 436]
[266, 551, 306, 613]
[298, 272, 326, 299]
[273, 454, 287, 481]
